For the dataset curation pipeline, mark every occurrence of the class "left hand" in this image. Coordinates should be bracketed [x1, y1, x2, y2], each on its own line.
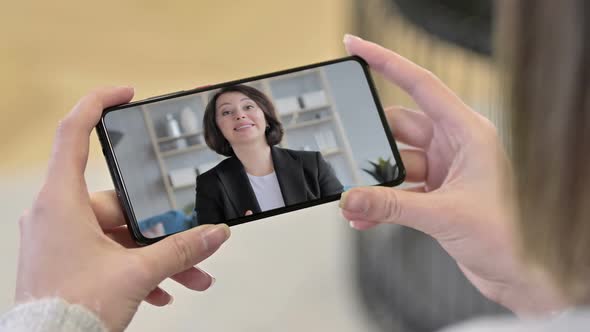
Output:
[16, 87, 231, 332]
[339, 35, 565, 316]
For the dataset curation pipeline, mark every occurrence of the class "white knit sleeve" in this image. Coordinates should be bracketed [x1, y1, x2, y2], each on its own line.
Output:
[0, 298, 107, 332]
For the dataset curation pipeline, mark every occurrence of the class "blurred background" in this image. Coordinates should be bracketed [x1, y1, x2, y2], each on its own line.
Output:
[0, 0, 510, 331]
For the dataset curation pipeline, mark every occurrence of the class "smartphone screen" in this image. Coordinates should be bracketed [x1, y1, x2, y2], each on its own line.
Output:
[98, 57, 404, 243]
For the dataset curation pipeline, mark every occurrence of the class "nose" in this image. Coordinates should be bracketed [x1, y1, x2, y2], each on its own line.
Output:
[234, 109, 246, 120]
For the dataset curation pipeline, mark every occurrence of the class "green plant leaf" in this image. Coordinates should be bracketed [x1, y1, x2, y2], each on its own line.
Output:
[363, 157, 397, 183]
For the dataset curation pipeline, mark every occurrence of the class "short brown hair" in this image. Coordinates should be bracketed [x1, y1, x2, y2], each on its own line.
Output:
[502, 0, 590, 303]
[202, 84, 284, 156]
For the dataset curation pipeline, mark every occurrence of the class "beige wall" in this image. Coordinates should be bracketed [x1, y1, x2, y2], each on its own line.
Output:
[0, 1, 352, 170]
[0, 1, 501, 171]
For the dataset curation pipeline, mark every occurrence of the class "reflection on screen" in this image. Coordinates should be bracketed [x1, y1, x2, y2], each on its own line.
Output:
[103, 60, 401, 238]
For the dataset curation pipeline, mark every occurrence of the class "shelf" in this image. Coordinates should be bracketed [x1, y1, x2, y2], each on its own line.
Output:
[285, 116, 333, 130]
[157, 131, 202, 143]
[321, 147, 342, 157]
[173, 183, 196, 190]
[278, 104, 330, 117]
[160, 143, 208, 157]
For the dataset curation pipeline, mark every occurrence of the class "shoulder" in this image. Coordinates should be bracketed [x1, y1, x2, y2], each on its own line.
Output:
[197, 157, 239, 183]
[273, 147, 320, 163]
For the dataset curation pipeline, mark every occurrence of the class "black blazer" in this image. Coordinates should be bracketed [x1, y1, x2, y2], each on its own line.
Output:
[195, 146, 343, 224]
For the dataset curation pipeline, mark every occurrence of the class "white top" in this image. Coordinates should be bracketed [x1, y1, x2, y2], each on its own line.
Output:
[246, 171, 286, 212]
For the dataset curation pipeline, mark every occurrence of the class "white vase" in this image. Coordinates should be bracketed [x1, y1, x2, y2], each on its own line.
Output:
[165, 113, 187, 149]
[180, 107, 199, 134]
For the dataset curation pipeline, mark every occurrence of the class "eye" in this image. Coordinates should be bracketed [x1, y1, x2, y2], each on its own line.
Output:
[244, 104, 255, 110]
[220, 109, 233, 116]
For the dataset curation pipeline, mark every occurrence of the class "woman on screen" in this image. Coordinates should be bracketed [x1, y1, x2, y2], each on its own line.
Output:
[195, 84, 343, 224]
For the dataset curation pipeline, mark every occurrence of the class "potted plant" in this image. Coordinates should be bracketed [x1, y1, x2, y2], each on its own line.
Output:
[362, 157, 399, 183]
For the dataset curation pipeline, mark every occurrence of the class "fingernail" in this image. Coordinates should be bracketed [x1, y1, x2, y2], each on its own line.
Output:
[343, 33, 362, 45]
[349, 221, 360, 229]
[167, 296, 174, 305]
[339, 190, 349, 209]
[340, 191, 369, 214]
[202, 224, 230, 250]
[197, 267, 217, 288]
[209, 276, 216, 288]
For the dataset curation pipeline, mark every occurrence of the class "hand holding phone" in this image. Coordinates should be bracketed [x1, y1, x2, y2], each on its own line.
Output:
[97, 56, 405, 245]
[338, 35, 567, 316]
[16, 87, 230, 332]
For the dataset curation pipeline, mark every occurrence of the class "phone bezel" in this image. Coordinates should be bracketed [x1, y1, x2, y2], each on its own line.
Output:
[96, 55, 406, 245]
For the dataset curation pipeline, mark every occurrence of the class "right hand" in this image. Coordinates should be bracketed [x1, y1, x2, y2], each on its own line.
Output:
[16, 87, 231, 332]
[339, 35, 565, 316]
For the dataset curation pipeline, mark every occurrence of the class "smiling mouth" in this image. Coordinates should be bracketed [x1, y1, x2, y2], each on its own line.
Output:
[234, 124, 255, 131]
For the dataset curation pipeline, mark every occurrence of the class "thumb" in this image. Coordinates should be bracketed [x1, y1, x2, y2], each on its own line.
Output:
[46, 86, 134, 189]
[140, 224, 230, 283]
[339, 186, 444, 236]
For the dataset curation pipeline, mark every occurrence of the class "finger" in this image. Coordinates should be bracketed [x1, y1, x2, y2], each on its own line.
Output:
[46, 86, 134, 189]
[17, 209, 31, 236]
[139, 224, 230, 284]
[405, 186, 427, 193]
[171, 266, 215, 292]
[345, 186, 426, 231]
[343, 34, 472, 126]
[349, 220, 378, 230]
[400, 149, 427, 183]
[112, 226, 216, 291]
[339, 186, 444, 236]
[245, 210, 253, 216]
[110, 227, 216, 292]
[145, 286, 173, 307]
[90, 190, 126, 230]
[385, 106, 433, 149]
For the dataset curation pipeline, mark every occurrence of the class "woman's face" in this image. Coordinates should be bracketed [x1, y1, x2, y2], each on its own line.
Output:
[215, 91, 268, 147]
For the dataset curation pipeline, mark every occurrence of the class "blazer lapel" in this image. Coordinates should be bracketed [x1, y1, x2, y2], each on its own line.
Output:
[216, 157, 261, 217]
[271, 147, 308, 205]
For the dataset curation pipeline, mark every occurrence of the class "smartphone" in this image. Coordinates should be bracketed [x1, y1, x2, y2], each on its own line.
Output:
[96, 56, 405, 245]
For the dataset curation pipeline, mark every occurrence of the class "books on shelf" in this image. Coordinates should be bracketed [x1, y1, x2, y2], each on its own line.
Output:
[285, 116, 332, 130]
[169, 167, 196, 189]
[274, 96, 300, 115]
[300, 90, 327, 109]
[274, 91, 328, 117]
